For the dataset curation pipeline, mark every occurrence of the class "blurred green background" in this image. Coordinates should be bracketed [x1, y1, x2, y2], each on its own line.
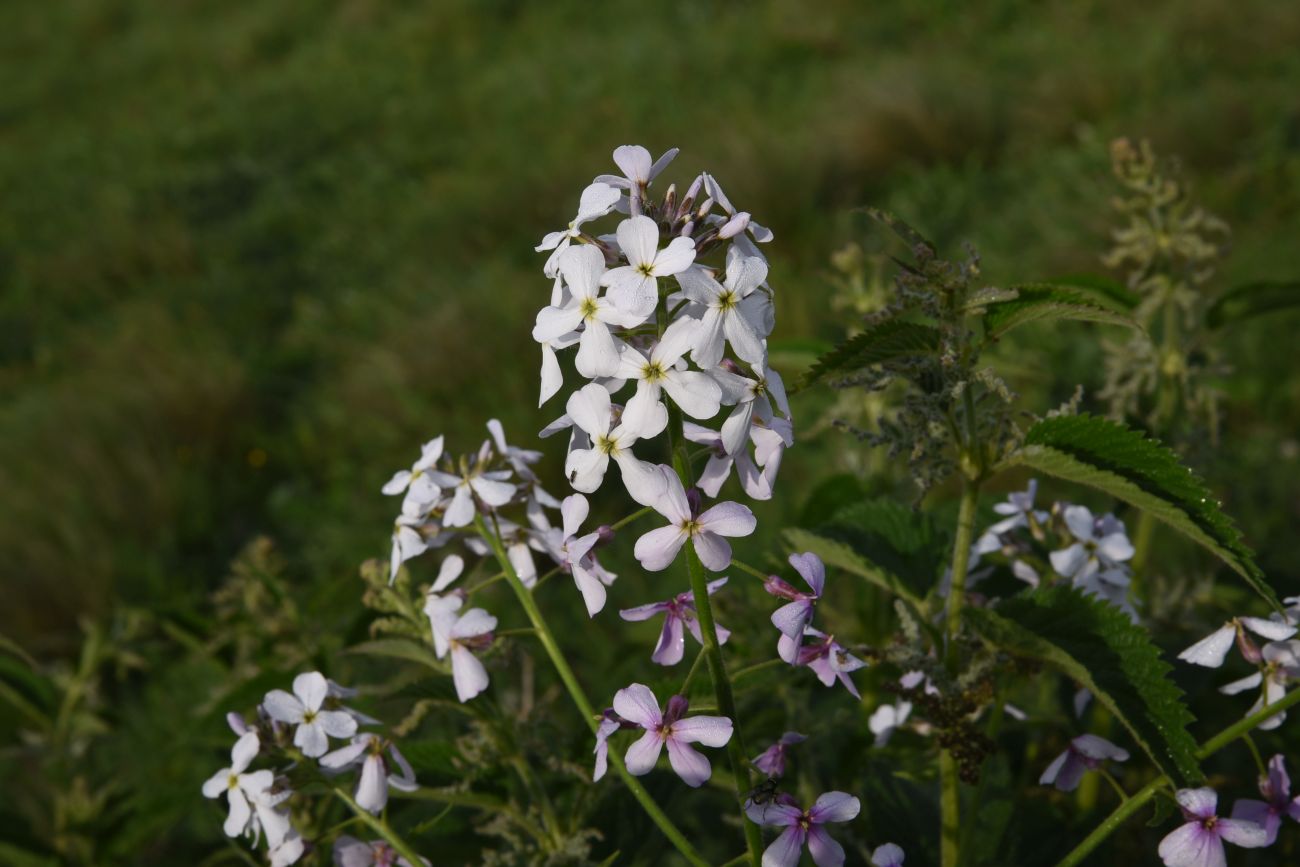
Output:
[3, 0, 1299, 863]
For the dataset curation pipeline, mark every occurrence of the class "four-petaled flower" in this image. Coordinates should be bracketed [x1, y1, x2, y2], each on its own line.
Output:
[1039, 734, 1130, 792]
[442, 607, 497, 702]
[563, 384, 664, 506]
[1158, 787, 1267, 867]
[202, 731, 274, 838]
[1178, 617, 1297, 668]
[613, 683, 733, 787]
[1049, 505, 1135, 581]
[320, 733, 418, 815]
[677, 251, 771, 370]
[334, 835, 429, 867]
[535, 182, 621, 278]
[766, 552, 825, 662]
[745, 790, 861, 867]
[634, 469, 756, 572]
[425, 461, 516, 529]
[381, 436, 444, 515]
[619, 577, 731, 665]
[617, 317, 722, 435]
[779, 627, 867, 698]
[1230, 754, 1300, 846]
[537, 493, 615, 616]
[262, 671, 358, 758]
[751, 731, 806, 778]
[533, 244, 645, 378]
[602, 215, 697, 316]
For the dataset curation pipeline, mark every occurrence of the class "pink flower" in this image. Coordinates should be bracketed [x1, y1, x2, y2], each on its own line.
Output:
[871, 843, 905, 867]
[778, 627, 867, 698]
[751, 732, 806, 778]
[1158, 788, 1267, 867]
[619, 577, 730, 665]
[1039, 734, 1129, 792]
[766, 552, 825, 661]
[633, 469, 756, 572]
[1230, 754, 1300, 846]
[613, 683, 733, 787]
[745, 791, 861, 867]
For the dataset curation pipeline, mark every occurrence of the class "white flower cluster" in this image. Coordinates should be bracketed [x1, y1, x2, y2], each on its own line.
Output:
[1179, 605, 1300, 730]
[532, 144, 793, 506]
[202, 672, 417, 866]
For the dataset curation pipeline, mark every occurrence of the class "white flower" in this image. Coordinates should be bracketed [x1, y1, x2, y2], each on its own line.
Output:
[869, 699, 913, 747]
[320, 734, 418, 815]
[562, 383, 666, 506]
[268, 826, 305, 867]
[601, 216, 697, 316]
[334, 836, 429, 867]
[381, 436, 444, 515]
[202, 731, 274, 838]
[1178, 617, 1297, 668]
[262, 672, 359, 758]
[1218, 640, 1300, 731]
[424, 461, 516, 529]
[1049, 506, 1135, 580]
[617, 317, 722, 434]
[633, 467, 756, 572]
[535, 182, 621, 277]
[676, 251, 772, 370]
[701, 172, 773, 244]
[438, 607, 497, 702]
[988, 480, 1048, 534]
[595, 144, 679, 197]
[533, 244, 645, 378]
[389, 513, 431, 583]
[424, 591, 463, 659]
[536, 494, 614, 617]
[710, 362, 792, 457]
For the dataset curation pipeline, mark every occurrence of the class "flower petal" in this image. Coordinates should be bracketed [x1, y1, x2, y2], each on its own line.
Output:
[809, 791, 861, 824]
[806, 825, 846, 867]
[622, 730, 664, 776]
[634, 524, 688, 572]
[671, 714, 733, 747]
[1178, 625, 1236, 668]
[761, 826, 808, 867]
[613, 683, 662, 728]
[665, 738, 712, 787]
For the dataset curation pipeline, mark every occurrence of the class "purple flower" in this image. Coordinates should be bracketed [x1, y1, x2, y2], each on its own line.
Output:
[745, 790, 861, 867]
[633, 469, 756, 572]
[320, 733, 418, 815]
[537, 493, 616, 617]
[1231, 754, 1300, 846]
[871, 843, 905, 867]
[612, 683, 733, 787]
[1158, 787, 1267, 867]
[778, 627, 867, 698]
[333, 835, 429, 867]
[751, 732, 806, 778]
[591, 709, 642, 782]
[766, 552, 825, 662]
[619, 578, 730, 665]
[1039, 734, 1130, 792]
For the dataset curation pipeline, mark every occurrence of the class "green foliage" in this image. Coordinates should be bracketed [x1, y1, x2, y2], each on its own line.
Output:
[1205, 280, 1300, 329]
[980, 284, 1141, 343]
[967, 586, 1202, 786]
[798, 320, 942, 390]
[1002, 414, 1277, 608]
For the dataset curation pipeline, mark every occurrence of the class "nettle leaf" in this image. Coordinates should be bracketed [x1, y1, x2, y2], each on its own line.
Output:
[1040, 273, 1141, 310]
[967, 585, 1202, 786]
[798, 319, 942, 390]
[981, 284, 1141, 343]
[1002, 414, 1276, 608]
[1205, 280, 1300, 329]
[783, 499, 944, 604]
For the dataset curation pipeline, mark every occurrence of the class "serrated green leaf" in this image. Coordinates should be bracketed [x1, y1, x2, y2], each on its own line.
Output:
[798, 319, 942, 390]
[982, 285, 1141, 342]
[784, 498, 945, 605]
[1041, 274, 1141, 310]
[346, 638, 445, 671]
[1000, 414, 1276, 608]
[967, 586, 1202, 786]
[866, 207, 936, 253]
[1205, 280, 1300, 329]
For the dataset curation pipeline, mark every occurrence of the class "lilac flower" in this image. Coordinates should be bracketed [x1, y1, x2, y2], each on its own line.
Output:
[745, 791, 861, 867]
[619, 578, 730, 665]
[613, 683, 733, 787]
[534, 181, 621, 278]
[988, 479, 1048, 534]
[683, 420, 775, 501]
[1039, 734, 1130, 792]
[444, 607, 497, 702]
[766, 552, 825, 662]
[591, 708, 642, 782]
[1158, 787, 1267, 867]
[868, 698, 913, 747]
[262, 672, 358, 758]
[333, 836, 429, 867]
[751, 732, 806, 778]
[381, 436, 444, 515]
[1178, 617, 1297, 668]
[633, 469, 756, 572]
[778, 627, 867, 698]
[320, 733, 417, 815]
[1219, 640, 1300, 731]
[1231, 754, 1300, 846]
[871, 844, 906, 867]
[1049, 506, 1135, 581]
[424, 461, 516, 529]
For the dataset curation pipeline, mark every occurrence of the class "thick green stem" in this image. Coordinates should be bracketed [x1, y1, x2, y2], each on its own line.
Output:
[333, 788, 426, 867]
[1054, 685, 1300, 867]
[473, 515, 709, 867]
[941, 476, 981, 867]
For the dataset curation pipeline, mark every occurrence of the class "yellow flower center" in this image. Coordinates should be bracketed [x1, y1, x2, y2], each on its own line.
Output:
[718, 290, 738, 311]
[579, 298, 600, 321]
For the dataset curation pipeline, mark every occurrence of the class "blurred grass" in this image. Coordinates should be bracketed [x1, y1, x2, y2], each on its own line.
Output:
[2, 0, 1299, 648]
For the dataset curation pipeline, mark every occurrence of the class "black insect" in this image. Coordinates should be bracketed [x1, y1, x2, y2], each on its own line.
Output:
[743, 776, 780, 809]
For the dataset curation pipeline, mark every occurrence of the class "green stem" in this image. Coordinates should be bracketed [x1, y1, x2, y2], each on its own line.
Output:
[731, 657, 786, 684]
[729, 557, 772, 583]
[394, 785, 550, 843]
[472, 514, 710, 867]
[333, 788, 426, 867]
[941, 476, 982, 867]
[1054, 685, 1300, 867]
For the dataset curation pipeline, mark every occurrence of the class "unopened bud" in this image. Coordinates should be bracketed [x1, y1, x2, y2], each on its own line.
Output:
[718, 211, 751, 239]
